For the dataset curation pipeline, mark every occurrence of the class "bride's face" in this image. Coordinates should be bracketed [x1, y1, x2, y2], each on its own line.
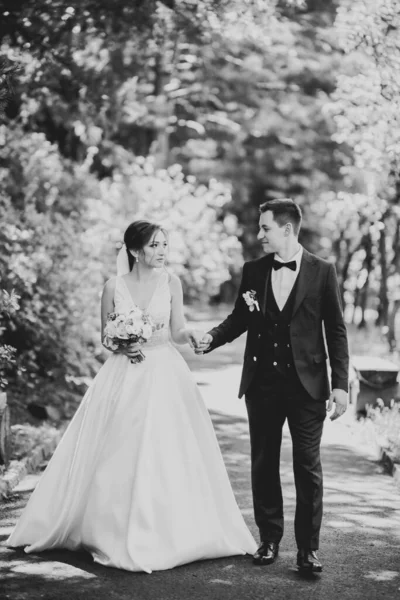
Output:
[140, 230, 168, 268]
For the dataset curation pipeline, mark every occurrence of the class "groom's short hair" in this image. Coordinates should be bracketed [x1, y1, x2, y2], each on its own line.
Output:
[259, 199, 302, 235]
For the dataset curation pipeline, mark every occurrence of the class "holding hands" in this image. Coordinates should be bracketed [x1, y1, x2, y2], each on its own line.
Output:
[188, 331, 213, 354]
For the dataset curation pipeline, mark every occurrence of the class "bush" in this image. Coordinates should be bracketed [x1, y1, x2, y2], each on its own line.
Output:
[367, 399, 400, 463]
[0, 288, 20, 389]
[0, 125, 104, 418]
[10, 423, 62, 461]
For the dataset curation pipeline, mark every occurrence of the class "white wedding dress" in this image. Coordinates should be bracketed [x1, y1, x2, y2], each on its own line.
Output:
[7, 272, 257, 572]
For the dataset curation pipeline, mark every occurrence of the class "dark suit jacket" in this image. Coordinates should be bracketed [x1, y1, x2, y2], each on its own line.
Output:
[208, 249, 349, 401]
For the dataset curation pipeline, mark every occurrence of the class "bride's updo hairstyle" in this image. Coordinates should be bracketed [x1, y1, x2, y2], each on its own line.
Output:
[123, 220, 166, 271]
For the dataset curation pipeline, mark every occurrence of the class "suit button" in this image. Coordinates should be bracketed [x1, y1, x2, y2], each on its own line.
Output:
[287, 344, 290, 348]
[274, 343, 278, 347]
[287, 363, 291, 367]
[273, 361, 277, 366]
[258, 334, 261, 339]
[253, 356, 257, 362]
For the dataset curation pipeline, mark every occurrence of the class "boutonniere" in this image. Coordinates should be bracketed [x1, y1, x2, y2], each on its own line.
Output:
[242, 290, 260, 312]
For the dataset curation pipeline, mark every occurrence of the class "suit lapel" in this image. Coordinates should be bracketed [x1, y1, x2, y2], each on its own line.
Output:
[256, 255, 273, 316]
[292, 248, 318, 317]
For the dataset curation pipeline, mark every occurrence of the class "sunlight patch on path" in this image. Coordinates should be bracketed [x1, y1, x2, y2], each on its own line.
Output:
[4, 558, 97, 580]
[364, 570, 399, 582]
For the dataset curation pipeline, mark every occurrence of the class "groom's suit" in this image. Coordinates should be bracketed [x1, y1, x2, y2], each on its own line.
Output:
[207, 248, 349, 549]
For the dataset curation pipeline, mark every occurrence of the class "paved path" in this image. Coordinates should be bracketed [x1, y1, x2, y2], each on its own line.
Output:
[1, 358, 400, 599]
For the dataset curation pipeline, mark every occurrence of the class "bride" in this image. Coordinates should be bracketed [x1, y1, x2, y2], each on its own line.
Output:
[7, 220, 257, 573]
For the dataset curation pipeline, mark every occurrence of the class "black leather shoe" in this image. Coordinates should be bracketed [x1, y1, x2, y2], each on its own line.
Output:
[253, 541, 279, 565]
[297, 549, 322, 572]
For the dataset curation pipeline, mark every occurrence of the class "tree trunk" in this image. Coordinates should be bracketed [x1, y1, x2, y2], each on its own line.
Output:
[387, 212, 400, 350]
[0, 392, 11, 468]
[387, 299, 400, 351]
[151, 53, 169, 168]
[340, 238, 363, 312]
[352, 284, 360, 324]
[340, 252, 352, 313]
[376, 223, 389, 327]
[392, 214, 400, 268]
[357, 233, 373, 329]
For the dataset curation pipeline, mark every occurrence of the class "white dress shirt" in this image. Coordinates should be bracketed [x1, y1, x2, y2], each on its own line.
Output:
[271, 245, 303, 311]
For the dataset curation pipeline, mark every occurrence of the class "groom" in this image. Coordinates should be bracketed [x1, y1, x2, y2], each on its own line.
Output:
[196, 199, 349, 572]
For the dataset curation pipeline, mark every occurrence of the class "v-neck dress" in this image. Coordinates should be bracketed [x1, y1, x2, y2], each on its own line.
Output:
[7, 272, 257, 572]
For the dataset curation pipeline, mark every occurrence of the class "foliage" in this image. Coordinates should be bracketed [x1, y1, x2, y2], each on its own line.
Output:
[1, 0, 346, 259]
[0, 56, 19, 114]
[0, 289, 20, 389]
[316, 1, 400, 342]
[0, 124, 104, 412]
[90, 157, 243, 302]
[0, 55, 21, 390]
[367, 399, 400, 463]
[133, 161, 242, 302]
[118, 0, 348, 256]
[333, 0, 400, 178]
[10, 423, 62, 461]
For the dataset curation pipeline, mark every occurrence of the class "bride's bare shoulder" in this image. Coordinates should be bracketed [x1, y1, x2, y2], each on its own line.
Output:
[167, 272, 183, 300]
[102, 276, 118, 296]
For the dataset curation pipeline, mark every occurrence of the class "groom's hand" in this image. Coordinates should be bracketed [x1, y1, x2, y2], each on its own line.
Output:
[194, 333, 213, 355]
[327, 389, 348, 421]
[188, 330, 204, 350]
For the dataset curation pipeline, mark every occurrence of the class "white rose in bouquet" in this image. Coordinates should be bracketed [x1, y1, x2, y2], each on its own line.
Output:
[115, 319, 129, 339]
[126, 321, 141, 336]
[105, 338, 119, 351]
[141, 323, 153, 340]
[105, 320, 117, 338]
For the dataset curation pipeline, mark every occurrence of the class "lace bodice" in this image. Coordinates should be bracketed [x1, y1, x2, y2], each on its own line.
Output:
[114, 272, 171, 348]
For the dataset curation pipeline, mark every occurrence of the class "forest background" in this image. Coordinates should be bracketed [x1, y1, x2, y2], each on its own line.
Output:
[1, 0, 400, 423]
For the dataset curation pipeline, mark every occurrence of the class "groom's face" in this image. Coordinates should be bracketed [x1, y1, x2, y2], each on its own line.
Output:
[257, 211, 286, 254]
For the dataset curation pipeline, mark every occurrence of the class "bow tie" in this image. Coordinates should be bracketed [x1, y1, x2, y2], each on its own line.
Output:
[273, 259, 297, 272]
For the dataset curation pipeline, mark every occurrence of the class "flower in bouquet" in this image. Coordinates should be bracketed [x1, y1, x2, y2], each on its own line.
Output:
[103, 306, 156, 362]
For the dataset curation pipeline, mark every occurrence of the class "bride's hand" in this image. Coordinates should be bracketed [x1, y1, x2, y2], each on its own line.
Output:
[194, 333, 213, 354]
[119, 343, 145, 363]
[188, 330, 204, 350]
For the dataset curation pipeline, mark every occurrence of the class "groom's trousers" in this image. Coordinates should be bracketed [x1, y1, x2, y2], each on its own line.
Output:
[245, 369, 326, 550]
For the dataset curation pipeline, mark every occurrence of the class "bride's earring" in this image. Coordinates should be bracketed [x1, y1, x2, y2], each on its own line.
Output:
[128, 249, 139, 263]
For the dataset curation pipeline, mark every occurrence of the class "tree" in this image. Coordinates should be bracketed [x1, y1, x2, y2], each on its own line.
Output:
[327, 0, 400, 346]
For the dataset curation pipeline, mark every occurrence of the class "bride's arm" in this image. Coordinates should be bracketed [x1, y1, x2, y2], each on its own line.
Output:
[169, 273, 198, 346]
[101, 277, 143, 361]
[101, 277, 117, 344]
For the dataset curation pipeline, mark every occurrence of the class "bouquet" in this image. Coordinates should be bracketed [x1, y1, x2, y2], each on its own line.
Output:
[103, 306, 156, 363]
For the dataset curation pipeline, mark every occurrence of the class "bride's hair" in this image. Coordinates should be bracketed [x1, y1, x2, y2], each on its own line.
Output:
[123, 220, 167, 271]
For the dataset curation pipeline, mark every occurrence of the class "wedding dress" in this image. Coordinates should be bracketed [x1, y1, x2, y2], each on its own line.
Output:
[7, 272, 257, 572]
